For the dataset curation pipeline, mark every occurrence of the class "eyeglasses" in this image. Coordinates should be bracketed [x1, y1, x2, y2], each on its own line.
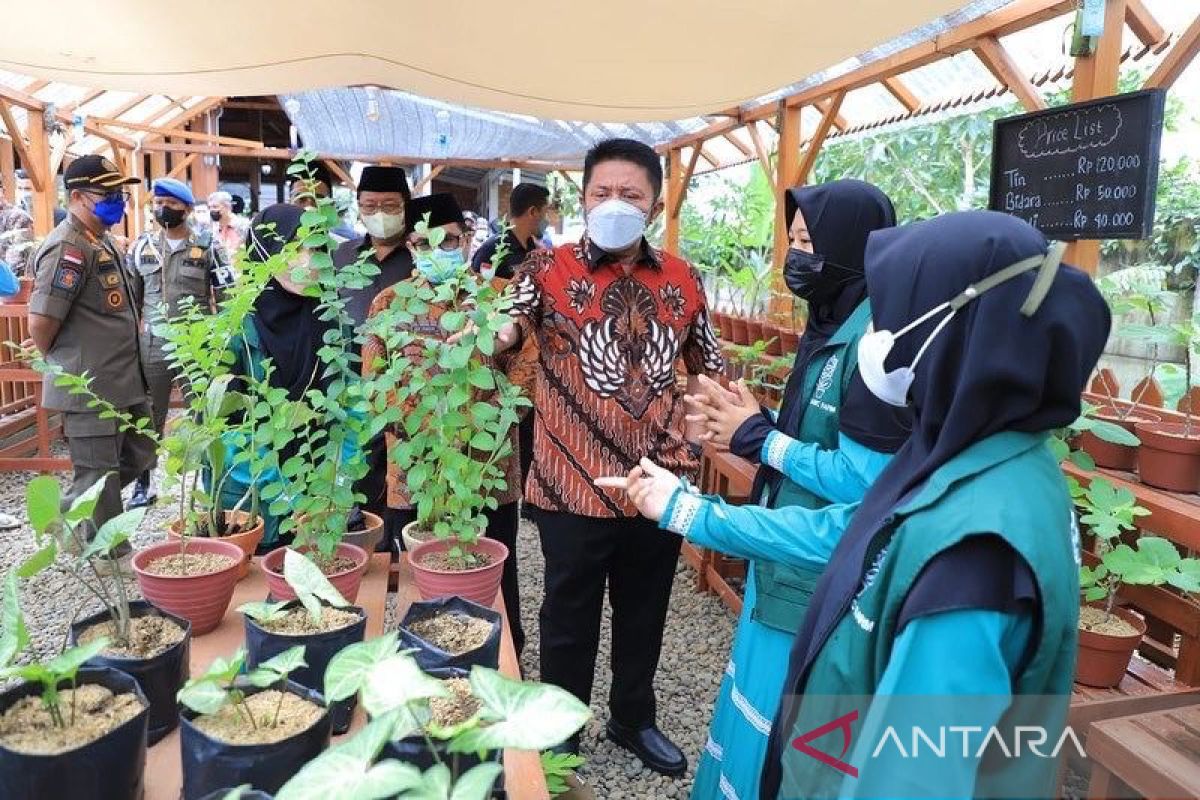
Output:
[359, 202, 404, 215]
[411, 233, 464, 252]
[85, 190, 129, 203]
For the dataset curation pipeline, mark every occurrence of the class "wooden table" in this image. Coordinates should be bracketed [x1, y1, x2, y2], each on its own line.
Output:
[1086, 699, 1200, 799]
[145, 554, 548, 799]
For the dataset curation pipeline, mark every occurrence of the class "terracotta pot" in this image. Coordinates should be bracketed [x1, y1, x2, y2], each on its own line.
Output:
[1075, 605, 1147, 688]
[131, 538, 244, 635]
[167, 511, 265, 581]
[341, 511, 386, 562]
[780, 328, 801, 353]
[729, 316, 750, 345]
[746, 319, 765, 344]
[1074, 407, 1161, 472]
[1135, 421, 1200, 493]
[0, 277, 33, 305]
[710, 311, 728, 339]
[401, 520, 436, 553]
[409, 538, 509, 607]
[762, 324, 783, 355]
[261, 543, 370, 603]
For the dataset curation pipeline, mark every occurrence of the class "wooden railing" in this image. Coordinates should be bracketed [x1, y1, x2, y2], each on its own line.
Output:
[0, 302, 69, 472]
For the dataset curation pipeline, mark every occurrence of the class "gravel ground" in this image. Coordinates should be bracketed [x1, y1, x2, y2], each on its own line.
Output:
[1, 453, 737, 799]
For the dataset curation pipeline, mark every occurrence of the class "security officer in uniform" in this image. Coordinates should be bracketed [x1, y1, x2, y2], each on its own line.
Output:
[126, 178, 234, 508]
[28, 155, 155, 570]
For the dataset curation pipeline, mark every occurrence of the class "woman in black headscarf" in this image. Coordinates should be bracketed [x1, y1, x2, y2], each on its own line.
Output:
[220, 203, 336, 549]
[596, 180, 909, 798]
[757, 211, 1110, 799]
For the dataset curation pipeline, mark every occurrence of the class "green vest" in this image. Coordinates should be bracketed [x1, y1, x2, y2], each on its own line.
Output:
[753, 300, 871, 633]
[778, 431, 1079, 800]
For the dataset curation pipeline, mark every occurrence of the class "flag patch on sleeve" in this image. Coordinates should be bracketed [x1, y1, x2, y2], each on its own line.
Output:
[61, 247, 84, 266]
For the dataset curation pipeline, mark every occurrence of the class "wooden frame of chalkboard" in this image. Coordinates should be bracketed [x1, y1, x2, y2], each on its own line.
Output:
[988, 88, 1166, 241]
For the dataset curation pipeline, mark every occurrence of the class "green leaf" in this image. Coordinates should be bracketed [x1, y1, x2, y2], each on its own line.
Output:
[1069, 449, 1096, 472]
[360, 652, 448, 718]
[1168, 558, 1200, 593]
[82, 507, 145, 560]
[278, 734, 424, 800]
[258, 644, 308, 678]
[238, 600, 290, 624]
[450, 762, 504, 800]
[26, 475, 61, 536]
[451, 667, 590, 753]
[46, 636, 110, 676]
[323, 632, 399, 702]
[178, 679, 229, 715]
[64, 475, 110, 524]
[440, 311, 467, 333]
[17, 543, 57, 578]
[284, 549, 349, 623]
[1087, 419, 1140, 447]
[0, 573, 29, 668]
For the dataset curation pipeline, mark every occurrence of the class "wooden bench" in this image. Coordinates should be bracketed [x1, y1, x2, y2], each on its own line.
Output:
[0, 302, 68, 472]
[1085, 697, 1200, 799]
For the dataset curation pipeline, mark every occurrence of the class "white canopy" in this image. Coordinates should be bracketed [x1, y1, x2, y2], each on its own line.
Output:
[4, 0, 989, 122]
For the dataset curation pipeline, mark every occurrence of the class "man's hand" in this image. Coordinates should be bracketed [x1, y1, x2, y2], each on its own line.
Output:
[684, 375, 759, 450]
[595, 458, 682, 522]
[446, 317, 522, 353]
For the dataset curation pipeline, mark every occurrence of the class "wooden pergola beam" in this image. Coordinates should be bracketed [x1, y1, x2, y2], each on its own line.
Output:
[62, 89, 104, 114]
[412, 165, 445, 195]
[101, 94, 154, 122]
[746, 121, 776, 188]
[1145, 12, 1200, 89]
[671, 147, 703, 219]
[773, 103, 802, 274]
[94, 116, 264, 149]
[698, 146, 721, 169]
[0, 99, 43, 190]
[140, 97, 227, 141]
[815, 98, 850, 132]
[882, 76, 922, 112]
[788, 91, 845, 189]
[664, 148, 684, 253]
[1125, 0, 1168, 47]
[22, 80, 50, 95]
[321, 158, 354, 189]
[722, 132, 752, 157]
[165, 153, 197, 179]
[222, 100, 281, 112]
[973, 35, 1048, 111]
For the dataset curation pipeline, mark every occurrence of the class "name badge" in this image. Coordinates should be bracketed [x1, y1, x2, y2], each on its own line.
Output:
[189, 246, 204, 260]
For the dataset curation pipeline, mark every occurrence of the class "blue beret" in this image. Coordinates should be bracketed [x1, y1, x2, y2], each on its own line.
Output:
[152, 178, 195, 205]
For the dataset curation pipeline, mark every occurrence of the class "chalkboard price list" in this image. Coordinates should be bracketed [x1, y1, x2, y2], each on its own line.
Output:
[989, 89, 1166, 241]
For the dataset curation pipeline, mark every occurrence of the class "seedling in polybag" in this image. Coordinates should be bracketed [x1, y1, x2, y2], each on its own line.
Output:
[178, 645, 307, 730]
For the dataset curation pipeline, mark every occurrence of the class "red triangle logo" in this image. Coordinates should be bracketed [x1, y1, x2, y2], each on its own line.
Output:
[791, 708, 859, 777]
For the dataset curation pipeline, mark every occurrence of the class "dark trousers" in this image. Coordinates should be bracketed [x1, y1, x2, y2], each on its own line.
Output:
[395, 502, 525, 654]
[536, 509, 682, 728]
[518, 414, 534, 489]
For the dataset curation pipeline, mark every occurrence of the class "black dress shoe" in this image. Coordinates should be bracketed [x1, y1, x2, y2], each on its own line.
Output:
[605, 720, 687, 777]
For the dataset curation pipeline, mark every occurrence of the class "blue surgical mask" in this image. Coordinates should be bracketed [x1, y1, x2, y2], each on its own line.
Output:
[91, 195, 127, 227]
[587, 199, 646, 252]
[415, 249, 466, 285]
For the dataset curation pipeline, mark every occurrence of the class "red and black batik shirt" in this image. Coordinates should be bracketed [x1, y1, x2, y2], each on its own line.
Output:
[511, 238, 725, 518]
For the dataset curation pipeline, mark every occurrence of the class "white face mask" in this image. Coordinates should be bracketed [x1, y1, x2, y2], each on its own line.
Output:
[361, 211, 405, 240]
[586, 198, 647, 252]
[857, 243, 1066, 408]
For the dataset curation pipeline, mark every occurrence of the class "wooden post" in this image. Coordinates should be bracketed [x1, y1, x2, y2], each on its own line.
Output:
[1144, 12, 1200, 90]
[663, 147, 684, 255]
[771, 103, 802, 316]
[149, 149, 167, 182]
[249, 163, 261, 212]
[0, 138, 13, 203]
[25, 109, 54, 237]
[1065, 0, 1127, 275]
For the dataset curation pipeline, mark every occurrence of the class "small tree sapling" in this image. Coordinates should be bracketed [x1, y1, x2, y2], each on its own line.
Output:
[177, 645, 308, 732]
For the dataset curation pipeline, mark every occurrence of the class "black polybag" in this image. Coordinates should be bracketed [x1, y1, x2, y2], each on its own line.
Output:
[399, 595, 501, 671]
[243, 601, 366, 734]
[70, 600, 191, 745]
[0, 666, 149, 800]
[179, 679, 330, 800]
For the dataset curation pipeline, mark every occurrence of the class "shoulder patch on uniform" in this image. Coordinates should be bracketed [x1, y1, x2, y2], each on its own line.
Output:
[104, 289, 125, 310]
[100, 271, 121, 288]
[53, 263, 82, 292]
[61, 246, 84, 265]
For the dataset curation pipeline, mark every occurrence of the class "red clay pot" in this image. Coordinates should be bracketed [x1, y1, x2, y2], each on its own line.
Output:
[729, 317, 750, 345]
[1075, 605, 1146, 688]
[779, 328, 801, 353]
[710, 311, 728, 339]
[761, 323, 782, 355]
[168, 511, 265, 581]
[1075, 407, 1161, 472]
[341, 512, 386, 564]
[261, 543, 370, 603]
[132, 538, 244, 635]
[746, 319, 765, 344]
[1135, 421, 1200, 493]
[410, 538, 509, 607]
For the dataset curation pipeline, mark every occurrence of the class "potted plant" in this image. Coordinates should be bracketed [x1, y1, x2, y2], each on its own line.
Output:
[316, 632, 589, 798]
[398, 595, 502, 672]
[0, 574, 150, 800]
[17, 474, 192, 745]
[364, 219, 528, 605]
[1068, 402, 1144, 474]
[240, 551, 367, 735]
[177, 645, 330, 798]
[1130, 313, 1200, 492]
[1074, 479, 1200, 686]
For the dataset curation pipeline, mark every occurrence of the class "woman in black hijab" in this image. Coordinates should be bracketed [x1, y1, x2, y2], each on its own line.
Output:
[221, 203, 336, 550]
[759, 211, 1110, 799]
[597, 180, 910, 799]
